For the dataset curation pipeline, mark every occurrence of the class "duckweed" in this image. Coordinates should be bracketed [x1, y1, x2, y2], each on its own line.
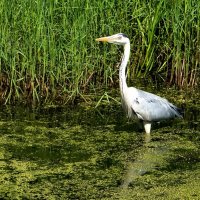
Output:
[0, 96, 199, 199]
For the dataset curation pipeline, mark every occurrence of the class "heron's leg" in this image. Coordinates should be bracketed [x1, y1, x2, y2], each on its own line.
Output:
[143, 121, 151, 134]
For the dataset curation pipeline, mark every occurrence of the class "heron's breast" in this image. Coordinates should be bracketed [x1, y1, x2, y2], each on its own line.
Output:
[121, 88, 138, 118]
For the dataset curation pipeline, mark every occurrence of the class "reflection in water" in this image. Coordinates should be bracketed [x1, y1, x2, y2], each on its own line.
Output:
[121, 134, 169, 189]
[144, 133, 151, 143]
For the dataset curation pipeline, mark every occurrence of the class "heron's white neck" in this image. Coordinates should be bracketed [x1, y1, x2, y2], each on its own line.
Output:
[119, 41, 130, 94]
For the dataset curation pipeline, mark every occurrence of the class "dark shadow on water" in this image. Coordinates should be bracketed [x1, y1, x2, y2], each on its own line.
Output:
[162, 148, 200, 171]
[4, 143, 92, 165]
[114, 121, 144, 133]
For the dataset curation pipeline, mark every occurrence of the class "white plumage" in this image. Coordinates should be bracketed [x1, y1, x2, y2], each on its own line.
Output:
[96, 33, 183, 134]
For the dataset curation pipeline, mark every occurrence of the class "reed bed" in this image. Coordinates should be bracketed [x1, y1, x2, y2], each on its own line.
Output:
[0, 0, 199, 104]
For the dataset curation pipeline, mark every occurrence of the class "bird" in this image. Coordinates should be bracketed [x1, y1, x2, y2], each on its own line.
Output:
[96, 33, 183, 134]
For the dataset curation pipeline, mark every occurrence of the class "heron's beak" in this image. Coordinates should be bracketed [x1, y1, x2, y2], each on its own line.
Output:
[96, 36, 111, 42]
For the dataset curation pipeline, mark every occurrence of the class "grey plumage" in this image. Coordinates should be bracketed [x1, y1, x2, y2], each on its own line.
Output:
[96, 33, 183, 134]
[123, 87, 182, 121]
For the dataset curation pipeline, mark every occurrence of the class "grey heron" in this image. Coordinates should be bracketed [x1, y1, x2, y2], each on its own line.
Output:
[96, 33, 183, 134]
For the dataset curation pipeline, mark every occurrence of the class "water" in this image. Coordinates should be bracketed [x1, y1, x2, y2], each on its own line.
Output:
[0, 100, 199, 199]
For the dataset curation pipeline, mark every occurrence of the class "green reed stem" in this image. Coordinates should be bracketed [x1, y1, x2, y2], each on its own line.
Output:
[0, 0, 199, 104]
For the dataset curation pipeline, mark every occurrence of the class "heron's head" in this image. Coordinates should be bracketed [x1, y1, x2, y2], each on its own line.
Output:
[96, 33, 129, 45]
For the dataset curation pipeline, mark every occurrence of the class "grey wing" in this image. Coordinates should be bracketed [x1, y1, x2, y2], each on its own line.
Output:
[131, 89, 182, 122]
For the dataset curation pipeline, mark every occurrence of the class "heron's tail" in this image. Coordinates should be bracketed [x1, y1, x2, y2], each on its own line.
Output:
[170, 104, 184, 118]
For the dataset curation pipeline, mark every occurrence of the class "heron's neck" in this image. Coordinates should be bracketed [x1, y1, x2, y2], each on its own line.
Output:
[119, 41, 130, 94]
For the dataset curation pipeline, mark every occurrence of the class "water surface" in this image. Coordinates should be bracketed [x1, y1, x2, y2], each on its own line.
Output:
[0, 95, 199, 199]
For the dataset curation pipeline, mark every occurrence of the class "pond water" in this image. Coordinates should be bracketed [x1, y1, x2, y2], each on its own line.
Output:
[0, 93, 199, 199]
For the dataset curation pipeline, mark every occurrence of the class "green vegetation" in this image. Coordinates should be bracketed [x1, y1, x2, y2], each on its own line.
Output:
[0, 94, 199, 199]
[0, 0, 199, 104]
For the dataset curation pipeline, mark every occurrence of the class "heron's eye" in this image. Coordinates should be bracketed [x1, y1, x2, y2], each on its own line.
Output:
[118, 36, 122, 40]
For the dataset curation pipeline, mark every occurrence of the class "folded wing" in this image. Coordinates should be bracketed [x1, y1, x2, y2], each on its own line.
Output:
[130, 88, 183, 122]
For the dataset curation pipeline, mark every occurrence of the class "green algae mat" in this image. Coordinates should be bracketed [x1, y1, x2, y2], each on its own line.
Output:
[0, 101, 199, 199]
